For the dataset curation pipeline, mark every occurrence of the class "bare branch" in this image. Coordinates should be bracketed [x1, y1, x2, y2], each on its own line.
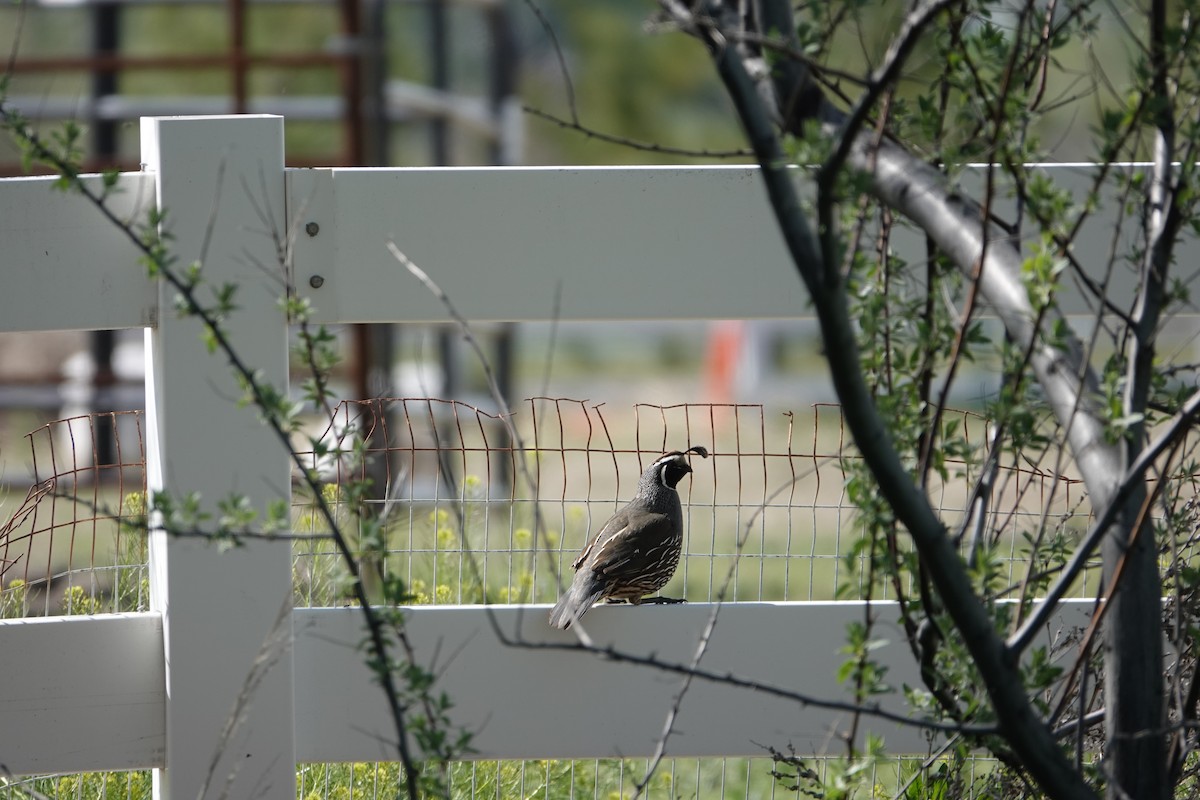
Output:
[519, 0, 578, 124]
[631, 606, 718, 800]
[500, 633, 1001, 737]
[523, 104, 753, 159]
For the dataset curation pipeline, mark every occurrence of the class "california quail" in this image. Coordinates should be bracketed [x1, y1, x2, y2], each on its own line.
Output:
[548, 446, 708, 630]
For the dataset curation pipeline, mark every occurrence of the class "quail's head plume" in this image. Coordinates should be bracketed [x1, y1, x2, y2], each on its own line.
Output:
[548, 446, 708, 630]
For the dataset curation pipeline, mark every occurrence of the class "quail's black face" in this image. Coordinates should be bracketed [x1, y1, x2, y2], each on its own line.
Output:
[650, 446, 708, 490]
[657, 456, 692, 489]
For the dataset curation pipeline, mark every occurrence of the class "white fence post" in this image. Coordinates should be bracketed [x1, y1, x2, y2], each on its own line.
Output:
[140, 115, 294, 800]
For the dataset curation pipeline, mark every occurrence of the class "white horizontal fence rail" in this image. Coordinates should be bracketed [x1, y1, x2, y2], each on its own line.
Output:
[0, 115, 1189, 795]
[3, 601, 1097, 774]
[287, 166, 806, 323]
[1, 173, 156, 332]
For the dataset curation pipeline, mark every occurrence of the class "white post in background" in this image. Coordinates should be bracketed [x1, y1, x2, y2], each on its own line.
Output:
[140, 116, 294, 800]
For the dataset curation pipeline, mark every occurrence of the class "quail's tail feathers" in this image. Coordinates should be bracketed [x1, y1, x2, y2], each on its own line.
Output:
[548, 581, 606, 630]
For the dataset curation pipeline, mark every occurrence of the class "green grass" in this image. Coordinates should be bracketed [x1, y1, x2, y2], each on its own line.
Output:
[300, 759, 785, 800]
[4, 752, 1019, 799]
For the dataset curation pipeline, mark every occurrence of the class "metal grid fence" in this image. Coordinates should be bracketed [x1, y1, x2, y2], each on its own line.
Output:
[1, 399, 1100, 799]
[291, 397, 1095, 611]
[0, 410, 147, 618]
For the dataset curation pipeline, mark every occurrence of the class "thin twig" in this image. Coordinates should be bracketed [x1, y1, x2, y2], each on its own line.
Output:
[1007, 385, 1200, 654]
[820, 0, 956, 187]
[385, 240, 572, 619]
[497, 634, 1001, 737]
[631, 604, 718, 799]
[523, 105, 753, 159]
[519, 0, 578, 124]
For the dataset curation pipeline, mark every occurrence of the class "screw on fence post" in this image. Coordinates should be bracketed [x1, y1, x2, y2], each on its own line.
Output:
[141, 115, 294, 800]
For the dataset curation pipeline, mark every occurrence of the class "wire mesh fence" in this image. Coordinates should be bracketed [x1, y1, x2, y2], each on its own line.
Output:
[290, 397, 1097, 611]
[0, 400, 1101, 617]
[1, 399, 1108, 799]
[0, 410, 147, 618]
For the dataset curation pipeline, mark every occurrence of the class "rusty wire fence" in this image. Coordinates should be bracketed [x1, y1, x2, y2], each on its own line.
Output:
[290, 398, 1095, 611]
[1, 399, 1103, 799]
[0, 410, 148, 618]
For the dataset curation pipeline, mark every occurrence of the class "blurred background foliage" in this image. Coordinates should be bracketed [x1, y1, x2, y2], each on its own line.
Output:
[2, 0, 752, 165]
[0, 1, 1139, 168]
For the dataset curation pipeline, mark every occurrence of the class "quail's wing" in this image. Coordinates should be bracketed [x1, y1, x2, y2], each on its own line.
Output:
[570, 507, 634, 571]
[585, 510, 675, 580]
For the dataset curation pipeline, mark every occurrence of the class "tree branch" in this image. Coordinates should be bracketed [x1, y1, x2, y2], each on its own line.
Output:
[819, 0, 956, 187]
[666, 1, 1107, 797]
[1008, 386, 1200, 654]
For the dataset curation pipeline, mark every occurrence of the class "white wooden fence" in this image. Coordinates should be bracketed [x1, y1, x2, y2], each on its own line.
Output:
[0, 115, 1122, 799]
